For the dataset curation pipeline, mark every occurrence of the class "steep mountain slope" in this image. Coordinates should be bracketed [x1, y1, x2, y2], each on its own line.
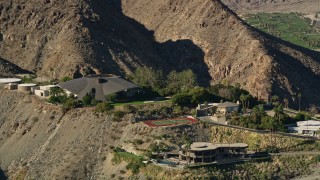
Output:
[122, 0, 320, 106]
[221, 0, 320, 13]
[0, 0, 209, 81]
[0, 0, 319, 106]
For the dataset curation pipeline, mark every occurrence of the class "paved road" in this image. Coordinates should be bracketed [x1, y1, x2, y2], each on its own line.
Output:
[200, 119, 320, 140]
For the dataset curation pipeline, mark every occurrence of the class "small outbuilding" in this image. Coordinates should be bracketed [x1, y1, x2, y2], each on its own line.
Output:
[4, 83, 18, 90]
[34, 85, 58, 97]
[35, 89, 50, 97]
[18, 83, 37, 92]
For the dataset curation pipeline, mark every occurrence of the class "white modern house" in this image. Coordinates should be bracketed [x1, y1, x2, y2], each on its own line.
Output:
[216, 101, 240, 115]
[288, 120, 320, 137]
[34, 85, 58, 97]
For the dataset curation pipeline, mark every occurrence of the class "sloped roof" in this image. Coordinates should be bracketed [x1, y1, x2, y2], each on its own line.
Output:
[58, 75, 139, 101]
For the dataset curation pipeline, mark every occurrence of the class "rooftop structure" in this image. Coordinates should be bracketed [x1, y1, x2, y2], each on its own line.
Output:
[196, 101, 240, 117]
[217, 101, 239, 108]
[179, 142, 248, 164]
[182, 142, 248, 151]
[40, 85, 58, 91]
[18, 83, 37, 92]
[58, 75, 140, 101]
[0, 78, 21, 84]
[216, 101, 240, 115]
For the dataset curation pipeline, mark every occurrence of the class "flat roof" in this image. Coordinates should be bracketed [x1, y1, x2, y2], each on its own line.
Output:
[18, 83, 37, 87]
[40, 85, 58, 88]
[217, 102, 239, 108]
[297, 120, 320, 126]
[183, 142, 248, 151]
[0, 78, 21, 84]
[289, 126, 320, 131]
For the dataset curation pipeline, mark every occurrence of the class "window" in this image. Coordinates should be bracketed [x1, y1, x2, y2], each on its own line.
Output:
[91, 88, 96, 98]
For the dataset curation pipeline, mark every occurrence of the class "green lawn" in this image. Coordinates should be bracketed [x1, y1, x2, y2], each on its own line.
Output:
[244, 13, 320, 50]
[114, 151, 144, 161]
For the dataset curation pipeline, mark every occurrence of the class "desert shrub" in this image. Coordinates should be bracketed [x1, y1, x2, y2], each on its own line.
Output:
[114, 110, 126, 119]
[149, 142, 169, 153]
[313, 155, 320, 163]
[21, 76, 35, 83]
[294, 111, 311, 121]
[95, 102, 114, 113]
[32, 117, 39, 122]
[133, 139, 144, 145]
[106, 93, 117, 102]
[112, 150, 145, 174]
[91, 99, 99, 106]
[123, 104, 137, 113]
[63, 98, 78, 110]
[160, 134, 171, 139]
[60, 76, 72, 82]
[48, 95, 68, 104]
[82, 94, 93, 106]
[126, 160, 145, 174]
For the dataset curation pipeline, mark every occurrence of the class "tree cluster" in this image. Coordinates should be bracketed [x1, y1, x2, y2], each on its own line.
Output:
[229, 104, 287, 132]
[130, 67, 197, 96]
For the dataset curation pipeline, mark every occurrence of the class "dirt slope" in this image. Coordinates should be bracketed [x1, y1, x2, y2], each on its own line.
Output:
[221, 0, 320, 13]
[0, 89, 209, 179]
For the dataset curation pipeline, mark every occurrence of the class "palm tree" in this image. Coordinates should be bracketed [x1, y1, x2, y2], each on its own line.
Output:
[240, 94, 246, 110]
[284, 98, 289, 109]
[262, 116, 277, 147]
[298, 93, 302, 111]
[245, 94, 252, 109]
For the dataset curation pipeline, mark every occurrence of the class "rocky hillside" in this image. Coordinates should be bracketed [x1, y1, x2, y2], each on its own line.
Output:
[0, 0, 208, 80]
[122, 0, 320, 106]
[0, 88, 210, 179]
[221, 0, 320, 13]
[0, 88, 319, 179]
[0, 58, 30, 77]
[0, 0, 320, 107]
